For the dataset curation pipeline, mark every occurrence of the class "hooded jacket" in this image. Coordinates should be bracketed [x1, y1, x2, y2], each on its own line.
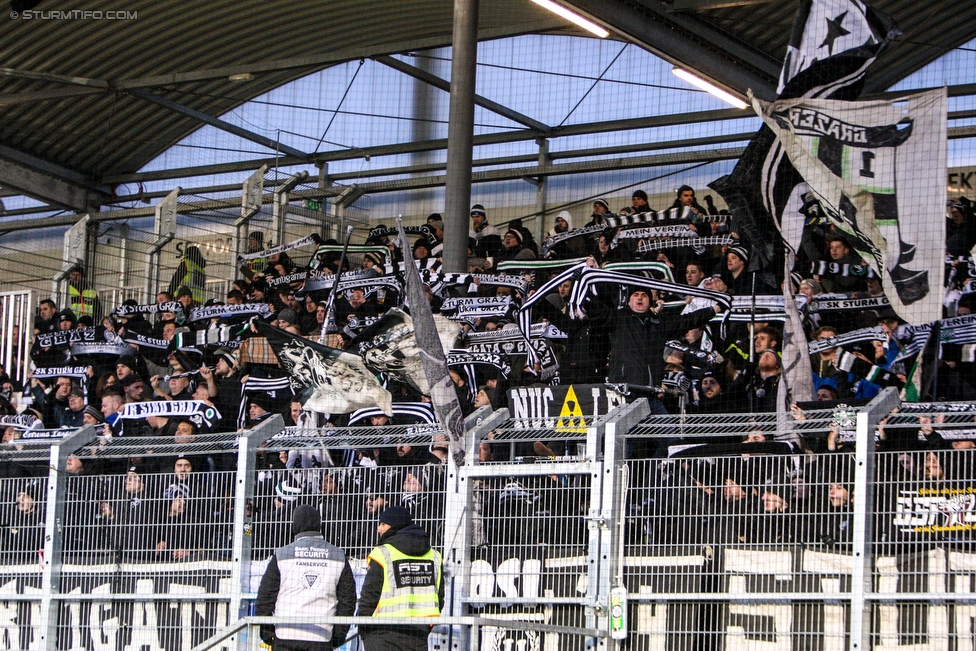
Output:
[256, 505, 357, 647]
[546, 211, 588, 259]
[357, 523, 445, 645]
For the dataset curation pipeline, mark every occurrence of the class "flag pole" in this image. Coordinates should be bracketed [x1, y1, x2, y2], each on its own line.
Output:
[319, 224, 355, 345]
[396, 215, 467, 466]
[749, 270, 757, 412]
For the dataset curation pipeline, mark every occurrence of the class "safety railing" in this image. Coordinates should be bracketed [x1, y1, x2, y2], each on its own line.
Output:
[8, 389, 976, 649]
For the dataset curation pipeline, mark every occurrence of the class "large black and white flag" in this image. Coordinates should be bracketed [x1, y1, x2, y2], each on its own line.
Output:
[396, 218, 468, 466]
[351, 307, 460, 395]
[756, 88, 947, 322]
[778, 0, 900, 98]
[708, 0, 899, 276]
[254, 320, 392, 416]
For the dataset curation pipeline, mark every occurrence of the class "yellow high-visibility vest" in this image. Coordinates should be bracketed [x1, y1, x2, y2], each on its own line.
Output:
[176, 259, 206, 303]
[367, 544, 442, 618]
[68, 285, 98, 317]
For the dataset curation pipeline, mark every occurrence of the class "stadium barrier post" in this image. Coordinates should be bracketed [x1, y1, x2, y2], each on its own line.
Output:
[38, 425, 99, 650]
[850, 386, 900, 651]
[229, 414, 283, 648]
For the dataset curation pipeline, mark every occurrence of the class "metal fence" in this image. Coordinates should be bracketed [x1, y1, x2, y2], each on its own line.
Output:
[6, 391, 976, 649]
[0, 289, 33, 389]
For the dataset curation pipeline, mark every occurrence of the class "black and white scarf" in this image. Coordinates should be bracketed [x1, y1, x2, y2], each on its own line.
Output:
[662, 340, 724, 368]
[120, 331, 171, 350]
[268, 271, 310, 287]
[189, 303, 271, 323]
[539, 208, 696, 255]
[69, 341, 131, 357]
[808, 326, 887, 354]
[30, 366, 90, 380]
[895, 314, 976, 362]
[442, 296, 513, 317]
[517, 264, 730, 366]
[370, 224, 438, 245]
[445, 350, 512, 377]
[435, 272, 530, 295]
[808, 260, 879, 279]
[113, 301, 185, 318]
[810, 294, 890, 312]
[613, 224, 697, 242]
[238, 375, 293, 428]
[636, 235, 734, 255]
[118, 400, 222, 428]
[187, 325, 244, 349]
[0, 414, 43, 431]
[36, 328, 97, 348]
[236, 233, 323, 266]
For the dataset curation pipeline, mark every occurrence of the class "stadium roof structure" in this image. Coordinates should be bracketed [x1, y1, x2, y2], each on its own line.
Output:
[0, 0, 973, 217]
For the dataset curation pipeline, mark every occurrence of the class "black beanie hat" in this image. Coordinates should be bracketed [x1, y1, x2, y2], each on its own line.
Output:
[378, 506, 413, 532]
[291, 504, 321, 537]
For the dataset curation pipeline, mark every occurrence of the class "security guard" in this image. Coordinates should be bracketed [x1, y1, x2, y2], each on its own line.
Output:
[357, 506, 444, 651]
[168, 245, 207, 305]
[67, 266, 99, 319]
[256, 505, 356, 650]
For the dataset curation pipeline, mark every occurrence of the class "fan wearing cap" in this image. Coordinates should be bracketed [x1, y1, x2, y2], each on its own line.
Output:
[256, 505, 356, 650]
[585, 198, 612, 228]
[275, 308, 301, 333]
[694, 371, 732, 414]
[245, 392, 276, 429]
[357, 506, 444, 651]
[632, 190, 650, 213]
[57, 387, 87, 428]
[203, 348, 240, 433]
[496, 227, 535, 263]
[363, 250, 386, 272]
[947, 196, 976, 257]
[469, 204, 502, 259]
[723, 244, 775, 296]
[57, 309, 77, 332]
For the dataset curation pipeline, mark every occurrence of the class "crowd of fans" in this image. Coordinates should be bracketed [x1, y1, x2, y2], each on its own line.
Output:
[2, 186, 976, 565]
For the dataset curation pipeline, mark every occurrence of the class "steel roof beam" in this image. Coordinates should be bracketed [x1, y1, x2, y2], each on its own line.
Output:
[0, 21, 569, 109]
[0, 158, 101, 212]
[102, 107, 749, 184]
[99, 81, 976, 186]
[0, 143, 109, 210]
[562, 0, 779, 100]
[8, 116, 976, 228]
[127, 89, 310, 160]
[668, 0, 776, 10]
[374, 55, 550, 132]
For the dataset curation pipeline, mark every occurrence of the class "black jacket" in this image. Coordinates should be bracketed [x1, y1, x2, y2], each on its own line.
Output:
[601, 303, 716, 388]
[256, 528, 357, 648]
[357, 523, 445, 645]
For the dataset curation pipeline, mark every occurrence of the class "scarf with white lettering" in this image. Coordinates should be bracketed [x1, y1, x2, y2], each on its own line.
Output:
[236, 233, 323, 266]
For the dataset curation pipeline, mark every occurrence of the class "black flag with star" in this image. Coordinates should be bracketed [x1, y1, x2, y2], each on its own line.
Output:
[708, 0, 899, 279]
